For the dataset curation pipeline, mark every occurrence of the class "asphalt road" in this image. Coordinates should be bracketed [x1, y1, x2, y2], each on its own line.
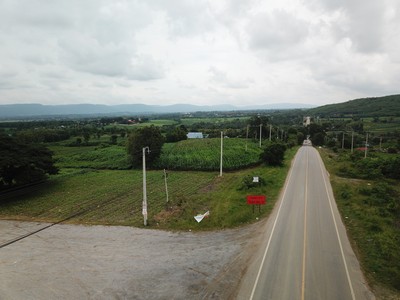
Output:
[237, 146, 374, 300]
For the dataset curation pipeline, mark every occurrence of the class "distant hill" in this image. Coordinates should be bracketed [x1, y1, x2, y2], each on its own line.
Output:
[308, 94, 400, 117]
[0, 102, 312, 119]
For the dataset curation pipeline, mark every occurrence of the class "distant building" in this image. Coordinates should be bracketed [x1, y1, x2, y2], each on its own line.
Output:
[187, 132, 204, 139]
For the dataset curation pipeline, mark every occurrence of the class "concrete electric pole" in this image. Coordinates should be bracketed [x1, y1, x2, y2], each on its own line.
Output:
[142, 146, 150, 226]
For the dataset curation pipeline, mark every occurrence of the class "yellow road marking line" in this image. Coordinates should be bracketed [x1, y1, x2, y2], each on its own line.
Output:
[301, 148, 309, 300]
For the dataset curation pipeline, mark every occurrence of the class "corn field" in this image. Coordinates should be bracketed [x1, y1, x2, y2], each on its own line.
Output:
[154, 138, 262, 171]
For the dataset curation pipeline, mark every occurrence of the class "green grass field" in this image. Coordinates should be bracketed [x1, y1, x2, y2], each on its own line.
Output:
[49, 138, 264, 171]
[104, 119, 179, 129]
[50, 144, 130, 169]
[179, 116, 249, 126]
[0, 147, 298, 230]
[155, 138, 263, 171]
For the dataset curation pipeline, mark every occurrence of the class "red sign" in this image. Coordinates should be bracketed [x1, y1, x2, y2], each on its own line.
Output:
[247, 195, 266, 205]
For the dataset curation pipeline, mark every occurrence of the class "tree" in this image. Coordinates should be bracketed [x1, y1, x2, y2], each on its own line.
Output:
[312, 132, 325, 146]
[166, 127, 187, 143]
[82, 130, 90, 144]
[248, 115, 269, 139]
[297, 132, 305, 145]
[127, 126, 164, 168]
[0, 133, 58, 190]
[260, 143, 287, 166]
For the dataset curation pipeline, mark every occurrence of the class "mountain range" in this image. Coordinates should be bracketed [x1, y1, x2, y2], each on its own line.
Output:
[1, 94, 399, 119]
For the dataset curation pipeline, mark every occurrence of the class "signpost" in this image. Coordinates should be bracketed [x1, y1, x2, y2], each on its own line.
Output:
[247, 195, 266, 213]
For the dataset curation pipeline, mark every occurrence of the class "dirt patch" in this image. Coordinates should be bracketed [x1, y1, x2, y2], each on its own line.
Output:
[153, 206, 183, 224]
[0, 219, 261, 299]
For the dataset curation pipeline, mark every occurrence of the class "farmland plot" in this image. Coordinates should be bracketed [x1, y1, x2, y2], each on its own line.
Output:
[154, 138, 262, 171]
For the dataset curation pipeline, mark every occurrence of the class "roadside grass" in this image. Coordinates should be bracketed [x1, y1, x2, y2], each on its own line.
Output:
[0, 147, 298, 230]
[319, 148, 400, 297]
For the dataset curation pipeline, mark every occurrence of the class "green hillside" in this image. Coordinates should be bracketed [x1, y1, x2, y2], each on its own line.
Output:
[308, 94, 400, 117]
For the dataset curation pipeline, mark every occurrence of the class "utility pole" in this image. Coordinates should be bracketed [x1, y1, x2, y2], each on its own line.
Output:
[269, 124, 272, 141]
[259, 124, 262, 148]
[342, 132, 345, 149]
[364, 133, 368, 159]
[219, 131, 223, 177]
[246, 125, 249, 152]
[351, 131, 354, 153]
[142, 146, 150, 226]
[163, 169, 169, 210]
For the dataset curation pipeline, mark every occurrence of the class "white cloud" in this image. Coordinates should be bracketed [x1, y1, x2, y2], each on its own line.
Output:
[208, 66, 252, 89]
[0, 0, 399, 106]
[247, 10, 309, 53]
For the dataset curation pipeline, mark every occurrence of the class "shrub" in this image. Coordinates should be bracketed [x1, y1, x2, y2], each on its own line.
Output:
[260, 143, 287, 166]
[238, 175, 266, 190]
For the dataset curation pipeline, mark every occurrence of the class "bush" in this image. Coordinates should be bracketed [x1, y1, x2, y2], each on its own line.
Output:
[238, 175, 266, 190]
[381, 156, 400, 179]
[260, 143, 287, 166]
[339, 185, 352, 200]
[355, 159, 383, 179]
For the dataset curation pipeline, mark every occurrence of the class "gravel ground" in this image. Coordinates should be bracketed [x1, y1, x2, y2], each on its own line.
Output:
[0, 220, 261, 300]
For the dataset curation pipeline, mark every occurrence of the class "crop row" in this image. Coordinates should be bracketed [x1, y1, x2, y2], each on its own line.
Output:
[154, 138, 262, 171]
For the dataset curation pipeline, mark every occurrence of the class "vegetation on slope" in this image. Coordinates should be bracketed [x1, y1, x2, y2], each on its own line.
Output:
[319, 148, 400, 294]
[308, 94, 400, 117]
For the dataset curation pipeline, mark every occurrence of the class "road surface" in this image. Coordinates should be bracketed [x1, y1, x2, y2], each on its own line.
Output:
[237, 146, 374, 300]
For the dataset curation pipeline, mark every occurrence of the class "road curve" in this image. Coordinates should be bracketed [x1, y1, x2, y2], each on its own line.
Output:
[237, 146, 374, 300]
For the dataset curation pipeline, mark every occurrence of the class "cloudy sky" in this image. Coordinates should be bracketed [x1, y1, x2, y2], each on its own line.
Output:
[0, 0, 399, 107]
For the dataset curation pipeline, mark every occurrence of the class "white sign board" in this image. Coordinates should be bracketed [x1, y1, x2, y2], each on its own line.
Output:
[253, 177, 259, 183]
[194, 211, 210, 223]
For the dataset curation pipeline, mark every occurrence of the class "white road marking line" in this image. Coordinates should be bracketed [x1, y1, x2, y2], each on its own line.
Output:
[249, 148, 302, 300]
[316, 149, 356, 300]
